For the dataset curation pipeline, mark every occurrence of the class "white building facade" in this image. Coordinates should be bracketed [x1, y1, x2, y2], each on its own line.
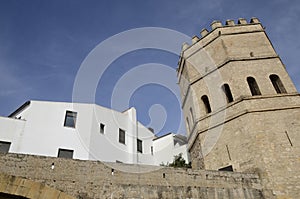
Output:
[0, 100, 189, 166]
[153, 133, 189, 165]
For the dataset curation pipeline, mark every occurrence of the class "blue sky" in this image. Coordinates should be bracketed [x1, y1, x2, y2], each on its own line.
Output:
[0, 0, 299, 136]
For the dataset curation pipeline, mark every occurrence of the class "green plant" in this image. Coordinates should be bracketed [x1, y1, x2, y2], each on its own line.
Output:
[169, 153, 191, 168]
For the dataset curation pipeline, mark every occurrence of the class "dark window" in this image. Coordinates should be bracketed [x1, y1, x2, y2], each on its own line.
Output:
[222, 84, 234, 103]
[137, 139, 143, 153]
[64, 111, 77, 128]
[58, 148, 74, 159]
[201, 95, 212, 113]
[0, 141, 11, 153]
[218, 165, 233, 172]
[247, 77, 261, 96]
[119, 129, 126, 144]
[270, 74, 287, 94]
[151, 146, 154, 155]
[100, 123, 105, 134]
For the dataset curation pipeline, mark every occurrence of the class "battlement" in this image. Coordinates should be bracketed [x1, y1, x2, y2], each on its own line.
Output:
[181, 17, 262, 52]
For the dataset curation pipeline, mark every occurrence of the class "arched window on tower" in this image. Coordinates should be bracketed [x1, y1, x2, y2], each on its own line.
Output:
[247, 77, 261, 96]
[221, 84, 234, 103]
[269, 74, 287, 94]
[201, 95, 212, 114]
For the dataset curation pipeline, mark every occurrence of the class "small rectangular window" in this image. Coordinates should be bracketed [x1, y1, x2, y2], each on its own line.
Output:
[119, 129, 125, 144]
[64, 111, 77, 128]
[58, 148, 74, 159]
[0, 141, 11, 153]
[100, 123, 105, 134]
[151, 146, 153, 155]
[137, 139, 143, 153]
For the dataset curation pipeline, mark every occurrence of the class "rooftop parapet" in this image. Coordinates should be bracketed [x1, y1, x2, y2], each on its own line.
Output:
[225, 19, 235, 26]
[180, 17, 261, 52]
[182, 42, 189, 51]
[238, 18, 247, 24]
[211, 20, 222, 30]
[200, 28, 209, 37]
[192, 35, 200, 44]
[250, 17, 260, 23]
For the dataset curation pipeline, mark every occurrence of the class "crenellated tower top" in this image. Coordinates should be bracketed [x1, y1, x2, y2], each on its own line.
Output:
[181, 17, 261, 52]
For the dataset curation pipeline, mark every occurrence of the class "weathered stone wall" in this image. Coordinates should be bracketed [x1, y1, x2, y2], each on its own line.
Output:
[177, 17, 300, 199]
[0, 173, 75, 199]
[198, 97, 300, 198]
[0, 153, 263, 198]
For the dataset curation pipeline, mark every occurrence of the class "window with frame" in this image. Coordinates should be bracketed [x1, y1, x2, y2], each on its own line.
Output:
[137, 139, 143, 153]
[247, 77, 261, 96]
[58, 148, 74, 159]
[0, 141, 11, 153]
[100, 123, 105, 134]
[270, 74, 287, 94]
[119, 128, 126, 144]
[64, 111, 77, 128]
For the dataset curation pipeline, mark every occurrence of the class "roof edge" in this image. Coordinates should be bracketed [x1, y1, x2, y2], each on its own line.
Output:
[8, 101, 31, 118]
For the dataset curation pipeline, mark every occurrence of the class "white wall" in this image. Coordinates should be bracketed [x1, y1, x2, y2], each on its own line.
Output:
[87, 105, 155, 164]
[0, 116, 25, 152]
[153, 134, 175, 165]
[0, 100, 188, 166]
[89, 105, 134, 163]
[136, 122, 155, 165]
[153, 133, 190, 165]
[11, 101, 93, 159]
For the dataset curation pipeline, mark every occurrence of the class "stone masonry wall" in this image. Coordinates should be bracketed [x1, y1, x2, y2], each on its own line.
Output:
[0, 153, 264, 199]
[177, 17, 300, 199]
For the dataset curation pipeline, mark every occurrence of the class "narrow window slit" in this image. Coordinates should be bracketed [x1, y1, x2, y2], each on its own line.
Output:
[226, 145, 232, 161]
[285, 131, 293, 147]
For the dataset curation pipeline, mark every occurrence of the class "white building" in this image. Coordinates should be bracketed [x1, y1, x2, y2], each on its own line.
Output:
[153, 133, 189, 165]
[0, 100, 189, 165]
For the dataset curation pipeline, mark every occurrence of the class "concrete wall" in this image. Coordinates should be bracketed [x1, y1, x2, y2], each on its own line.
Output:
[0, 101, 155, 164]
[6, 101, 94, 159]
[0, 116, 25, 152]
[153, 133, 189, 165]
[0, 100, 189, 166]
[86, 103, 155, 164]
[0, 153, 264, 199]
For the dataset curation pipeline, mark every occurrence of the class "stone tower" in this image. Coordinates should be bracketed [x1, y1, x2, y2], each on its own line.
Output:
[177, 17, 300, 198]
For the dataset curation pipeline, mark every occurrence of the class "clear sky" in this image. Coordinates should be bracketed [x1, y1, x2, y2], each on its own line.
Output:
[0, 0, 299, 136]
